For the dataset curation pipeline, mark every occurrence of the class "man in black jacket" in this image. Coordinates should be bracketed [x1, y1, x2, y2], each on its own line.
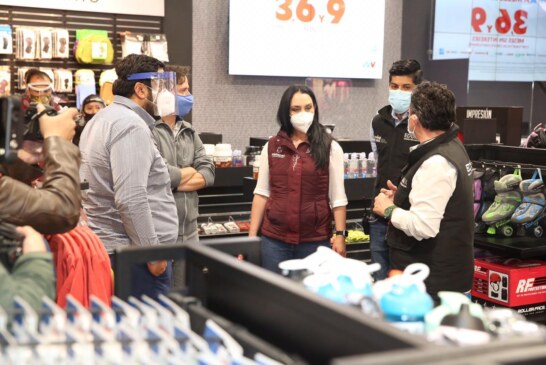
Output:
[373, 82, 474, 301]
[368, 59, 422, 280]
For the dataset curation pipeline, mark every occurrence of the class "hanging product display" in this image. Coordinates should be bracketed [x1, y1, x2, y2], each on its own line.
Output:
[74, 69, 96, 109]
[53, 69, 73, 93]
[99, 68, 117, 105]
[481, 167, 523, 237]
[0, 25, 12, 54]
[0, 294, 272, 364]
[16, 27, 36, 59]
[121, 31, 169, 62]
[0, 67, 10, 96]
[511, 168, 546, 238]
[74, 29, 114, 65]
[38, 28, 52, 59]
[52, 29, 69, 58]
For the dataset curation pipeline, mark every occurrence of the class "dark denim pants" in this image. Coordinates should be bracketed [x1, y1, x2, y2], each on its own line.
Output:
[260, 235, 330, 274]
[369, 216, 390, 280]
[110, 255, 172, 300]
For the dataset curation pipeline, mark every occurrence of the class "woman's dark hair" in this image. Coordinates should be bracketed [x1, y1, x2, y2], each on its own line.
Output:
[410, 81, 456, 131]
[389, 59, 423, 85]
[112, 54, 165, 97]
[277, 85, 332, 169]
[81, 94, 105, 110]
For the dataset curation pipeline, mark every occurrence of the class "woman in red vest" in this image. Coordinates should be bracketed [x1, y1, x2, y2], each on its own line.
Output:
[249, 85, 348, 273]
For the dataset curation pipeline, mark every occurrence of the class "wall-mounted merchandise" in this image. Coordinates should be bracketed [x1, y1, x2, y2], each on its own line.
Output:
[51, 29, 69, 59]
[0, 25, 12, 54]
[0, 5, 163, 107]
[99, 69, 118, 105]
[74, 29, 114, 65]
[15, 27, 70, 60]
[0, 67, 10, 96]
[74, 69, 96, 109]
[120, 31, 169, 62]
[53, 69, 73, 93]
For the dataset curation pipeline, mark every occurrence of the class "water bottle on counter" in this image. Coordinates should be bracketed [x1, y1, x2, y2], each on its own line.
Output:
[359, 152, 367, 178]
[367, 152, 377, 178]
[343, 153, 349, 179]
[232, 149, 243, 167]
[349, 153, 359, 179]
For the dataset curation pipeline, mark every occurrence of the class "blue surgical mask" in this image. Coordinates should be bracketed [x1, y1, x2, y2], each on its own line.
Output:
[176, 94, 194, 118]
[388, 90, 412, 114]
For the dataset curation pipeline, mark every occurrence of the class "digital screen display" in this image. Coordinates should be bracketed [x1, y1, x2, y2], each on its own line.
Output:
[433, 0, 546, 81]
[229, 0, 385, 79]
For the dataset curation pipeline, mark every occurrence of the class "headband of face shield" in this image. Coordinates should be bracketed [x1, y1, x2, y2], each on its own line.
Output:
[127, 71, 178, 117]
[26, 82, 54, 105]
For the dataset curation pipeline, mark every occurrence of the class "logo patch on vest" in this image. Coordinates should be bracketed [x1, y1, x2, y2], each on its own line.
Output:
[375, 134, 387, 144]
[465, 162, 473, 176]
[400, 177, 408, 188]
[404, 133, 418, 142]
[272, 146, 286, 158]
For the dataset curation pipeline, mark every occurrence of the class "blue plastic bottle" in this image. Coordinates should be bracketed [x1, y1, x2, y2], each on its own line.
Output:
[380, 283, 434, 334]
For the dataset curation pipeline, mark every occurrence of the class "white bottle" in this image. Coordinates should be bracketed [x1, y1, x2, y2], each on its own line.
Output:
[343, 153, 349, 179]
[359, 152, 367, 178]
[367, 152, 377, 178]
[349, 153, 359, 179]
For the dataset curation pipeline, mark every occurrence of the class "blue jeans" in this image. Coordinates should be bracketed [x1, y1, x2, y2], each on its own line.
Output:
[110, 255, 172, 300]
[261, 236, 330, 274]
[369, 216, 389, 280]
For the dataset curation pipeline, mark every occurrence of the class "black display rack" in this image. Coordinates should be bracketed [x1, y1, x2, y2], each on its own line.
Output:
[113, 237, 546, 365]
[113, 238, 429, 365]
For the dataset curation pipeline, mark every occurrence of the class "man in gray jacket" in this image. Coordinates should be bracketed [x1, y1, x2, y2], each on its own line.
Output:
[152, 65, 215, 288]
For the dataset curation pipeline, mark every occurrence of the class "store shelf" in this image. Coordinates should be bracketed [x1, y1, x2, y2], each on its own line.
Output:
[474, 233, 546, 259]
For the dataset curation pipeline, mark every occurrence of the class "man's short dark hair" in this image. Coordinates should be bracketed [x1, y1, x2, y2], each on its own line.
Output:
[164, 65, 191, 84]
[112, 54, 165, 98]
[410, 81, 456, 131]
[24, 69, 52, 84]
[388, 59, 423, 85]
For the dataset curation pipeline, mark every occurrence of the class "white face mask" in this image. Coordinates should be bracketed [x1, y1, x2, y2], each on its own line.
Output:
[290, 112, 314, 134]
[152, 88, 176, 117]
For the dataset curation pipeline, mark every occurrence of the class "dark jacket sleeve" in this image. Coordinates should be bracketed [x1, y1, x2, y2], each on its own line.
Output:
[0, 252, 55, 312]
[0, 136, 81, 234]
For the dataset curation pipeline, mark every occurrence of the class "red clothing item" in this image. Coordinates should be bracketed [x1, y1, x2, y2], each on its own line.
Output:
[49, 226, 112, 307]
[261, 131, 332, 244]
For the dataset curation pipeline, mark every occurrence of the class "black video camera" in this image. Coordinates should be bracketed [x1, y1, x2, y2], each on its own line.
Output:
[0, 219, 23, 272]
[0, 96, 25, 163]
[23, 102, 59, 141]
[1, 96, 60, 164]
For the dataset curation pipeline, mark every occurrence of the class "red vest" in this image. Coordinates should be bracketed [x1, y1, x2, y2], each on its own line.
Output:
[261, 131, 332, 244]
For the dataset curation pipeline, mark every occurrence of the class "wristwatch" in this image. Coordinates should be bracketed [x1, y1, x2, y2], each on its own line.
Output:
[384, 205, 397, 220]
[335, 230, 349, 237]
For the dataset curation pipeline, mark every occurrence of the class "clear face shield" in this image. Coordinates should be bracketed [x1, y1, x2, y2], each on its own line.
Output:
[127, 71, 178, 117]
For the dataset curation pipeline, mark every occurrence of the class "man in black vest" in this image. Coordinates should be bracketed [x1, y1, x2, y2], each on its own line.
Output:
[373, 82, 474, 301]
[368, 59, 422, 280]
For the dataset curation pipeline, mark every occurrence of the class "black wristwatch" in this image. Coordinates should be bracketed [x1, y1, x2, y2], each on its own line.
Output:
[335, 230, 349, 237]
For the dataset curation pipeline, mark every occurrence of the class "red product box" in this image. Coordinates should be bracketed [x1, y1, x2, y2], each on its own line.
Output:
[472, 257, 546, 307]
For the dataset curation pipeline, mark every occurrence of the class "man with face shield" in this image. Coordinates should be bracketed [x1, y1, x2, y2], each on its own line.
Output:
[79, 54, 178, 299]
[151, 65, 215, 289]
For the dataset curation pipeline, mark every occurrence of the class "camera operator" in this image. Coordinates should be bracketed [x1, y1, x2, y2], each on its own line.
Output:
[1, 104, 81, 234]
[0, 225, 55, 311]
